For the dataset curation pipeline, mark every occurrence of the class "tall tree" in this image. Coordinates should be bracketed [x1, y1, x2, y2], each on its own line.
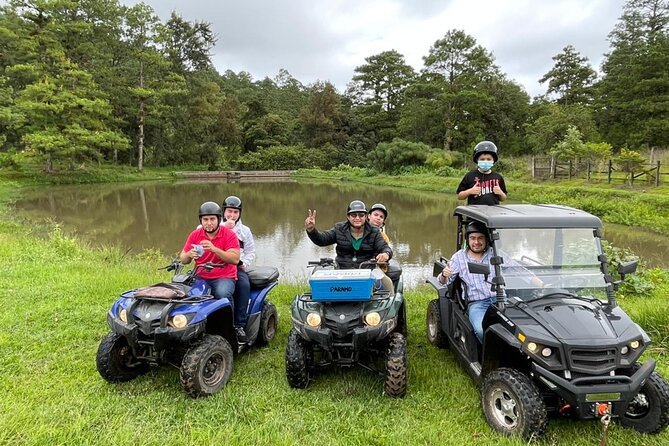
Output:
[160, 12, 216, 73]
[348, 50, 415, 143]
[300, 81, 347, 148]
[596, 0, 669, 150]
[539, 45, 597, 105]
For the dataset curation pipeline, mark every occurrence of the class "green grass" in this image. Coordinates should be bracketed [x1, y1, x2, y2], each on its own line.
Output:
[1, 223, 669, 445]
[1, 173, 669, 445]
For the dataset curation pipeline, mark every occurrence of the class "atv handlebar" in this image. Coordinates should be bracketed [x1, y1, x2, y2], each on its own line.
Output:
[308, 257, 336, 267]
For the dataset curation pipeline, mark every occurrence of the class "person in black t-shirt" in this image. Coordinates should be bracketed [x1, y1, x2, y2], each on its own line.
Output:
[456, 141, 508, 205]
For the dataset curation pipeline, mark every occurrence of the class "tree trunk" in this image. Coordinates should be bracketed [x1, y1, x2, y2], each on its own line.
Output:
[45, 152, 53, 173]
[138, 60, 145, 171]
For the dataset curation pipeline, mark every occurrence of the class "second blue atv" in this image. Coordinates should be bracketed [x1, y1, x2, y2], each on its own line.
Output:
[96, 261, 279, 398]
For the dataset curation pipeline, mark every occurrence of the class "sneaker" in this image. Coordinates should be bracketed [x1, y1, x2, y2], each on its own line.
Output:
[235, 327, 247, 342]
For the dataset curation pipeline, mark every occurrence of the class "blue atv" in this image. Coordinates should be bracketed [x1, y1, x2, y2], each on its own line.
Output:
[285, 258, 408, 397]
[96, 261, 279, 398]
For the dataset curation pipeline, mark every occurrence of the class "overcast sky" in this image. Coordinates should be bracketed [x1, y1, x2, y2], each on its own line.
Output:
[120, 0, 625, 97]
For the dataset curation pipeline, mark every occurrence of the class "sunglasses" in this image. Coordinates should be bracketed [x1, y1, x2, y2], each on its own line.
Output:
[348, 212, 367, 218]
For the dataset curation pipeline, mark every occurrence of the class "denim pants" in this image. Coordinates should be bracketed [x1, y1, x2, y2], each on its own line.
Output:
[233, 269, 251, 328]
[468, 297, 495, 343]
[205, 277, 236, 303]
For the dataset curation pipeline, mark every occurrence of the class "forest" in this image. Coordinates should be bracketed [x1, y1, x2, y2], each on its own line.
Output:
[0, 0, 667, 174]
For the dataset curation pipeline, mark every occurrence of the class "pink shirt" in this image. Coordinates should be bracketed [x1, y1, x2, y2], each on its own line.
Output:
[183, 226, 240, 280]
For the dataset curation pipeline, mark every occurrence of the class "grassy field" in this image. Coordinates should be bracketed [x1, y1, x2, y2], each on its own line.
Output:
[1, 219, 669, 445]
[1, 171, 669, 445]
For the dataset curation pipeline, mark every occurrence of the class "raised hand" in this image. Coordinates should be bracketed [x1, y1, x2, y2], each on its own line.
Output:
[305, 209, 317, 232]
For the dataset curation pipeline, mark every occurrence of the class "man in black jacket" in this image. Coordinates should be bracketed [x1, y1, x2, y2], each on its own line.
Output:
[305, 200, 394, 293]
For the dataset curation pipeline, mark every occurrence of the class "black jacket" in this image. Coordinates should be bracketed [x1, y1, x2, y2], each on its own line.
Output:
[306, 221, 392, 269]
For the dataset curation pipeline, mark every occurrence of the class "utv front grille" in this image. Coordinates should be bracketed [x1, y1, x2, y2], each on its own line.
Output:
[568, 348, 617, 374]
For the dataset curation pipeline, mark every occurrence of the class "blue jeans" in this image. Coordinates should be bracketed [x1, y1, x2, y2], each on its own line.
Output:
[233, 269, 251, 328]
[468, 297, 495, 343]
[204, 277, 236, 303]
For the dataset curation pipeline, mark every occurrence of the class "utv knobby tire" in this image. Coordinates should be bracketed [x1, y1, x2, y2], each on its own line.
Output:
[426, 299, 448, 349]
[180, 334, 233, 398]
[481, 368, 547, 441]
[285, 328, 310, 389]
[621, 367, 669, 434]
[257, 302, 278, 346]
[384, 332, 408, 398]
[96, 332, 149, 382]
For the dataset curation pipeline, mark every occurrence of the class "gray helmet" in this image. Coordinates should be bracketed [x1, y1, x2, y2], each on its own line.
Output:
[198, 201, 222, 221]
[347, 200, 367, 214]
[223, 195, 242, 215]
[465, 221, 488, 240]
[369, 203, 388, 220]
[472, 140, 498, 162]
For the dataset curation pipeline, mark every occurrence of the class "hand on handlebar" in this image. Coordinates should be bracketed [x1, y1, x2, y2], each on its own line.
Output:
[375, 252, 389, 263]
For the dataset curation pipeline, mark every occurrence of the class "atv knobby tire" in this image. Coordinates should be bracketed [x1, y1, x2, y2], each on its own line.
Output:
[384, 332, 408, 398]
[180, 334, 233, 398]
[96, 332, 149, 382]
[426, 299, 448, 349]
[257, 301, 278, 346]
[285, 328, 310, 389]
[620, 367, 669, 434]
[481, 368, 547, 441]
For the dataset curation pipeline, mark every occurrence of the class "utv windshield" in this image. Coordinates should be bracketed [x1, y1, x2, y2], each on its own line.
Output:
[494, 228, 608, 299]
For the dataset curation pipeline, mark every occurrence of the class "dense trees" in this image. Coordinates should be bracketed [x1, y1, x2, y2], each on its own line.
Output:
[0, 0, 665, 174]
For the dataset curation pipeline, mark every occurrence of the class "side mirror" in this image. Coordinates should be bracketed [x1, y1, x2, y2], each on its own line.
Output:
[468, 262, 489, 281]
[618, 260, 638, 279]
[433, 256, 448, 277]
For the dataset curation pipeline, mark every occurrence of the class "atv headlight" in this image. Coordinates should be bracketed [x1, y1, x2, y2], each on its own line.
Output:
[171, 314, 188, 329]
[119, 308, 127, 323]
[365, 312, 381, 327]
[306, 312, 321, 327]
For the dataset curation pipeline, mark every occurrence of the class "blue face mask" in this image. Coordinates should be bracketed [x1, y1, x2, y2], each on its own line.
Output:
[478, 160, 494, 172]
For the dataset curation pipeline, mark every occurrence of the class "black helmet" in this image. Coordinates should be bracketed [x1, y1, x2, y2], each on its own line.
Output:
[465, 221, 488, 239]
[223, 195, 242, 214]
[347, 200, 367, 214]
[472, 140, 498, 162]
[198, 201, 222, 221]
[369, 203, 388, 219]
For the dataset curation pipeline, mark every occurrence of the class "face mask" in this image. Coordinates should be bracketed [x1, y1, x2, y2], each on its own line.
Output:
[478, 160, 494, 172]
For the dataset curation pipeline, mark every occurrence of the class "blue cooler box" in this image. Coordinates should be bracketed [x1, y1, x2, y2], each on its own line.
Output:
[309, 269, 376, 302]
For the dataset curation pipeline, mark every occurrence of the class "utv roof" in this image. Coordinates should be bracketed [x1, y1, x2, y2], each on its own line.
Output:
[454, 204, 602, 229]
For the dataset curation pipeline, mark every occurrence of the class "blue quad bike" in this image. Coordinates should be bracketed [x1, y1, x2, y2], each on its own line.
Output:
[285, 258, 408, 397]
[96, 261, 279, 398]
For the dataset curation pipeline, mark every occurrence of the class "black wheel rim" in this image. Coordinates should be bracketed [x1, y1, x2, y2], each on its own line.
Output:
[202, 352, 226, 386]
[626, 392, 650, 419]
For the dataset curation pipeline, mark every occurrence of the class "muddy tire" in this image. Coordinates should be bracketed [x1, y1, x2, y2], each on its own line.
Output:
[180, 335, 233, 398]
[426, 299, 448, 349]
[96, 332, 149, 382]
[481, 368, 547, 441]
[621, 367, 669, 434]
[285, 328, 311, 389]
[257, 302, 278, 346]
[384, 332, 408, 398]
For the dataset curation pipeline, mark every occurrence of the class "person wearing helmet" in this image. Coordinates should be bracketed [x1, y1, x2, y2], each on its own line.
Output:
[221, 195, 255, 342]
[180, 202, 240, 313]
[437, 221, 495, 342]
[305, 200, 394, 293]
[437, 221, 541, 342]
[368, 203, 390, 244]
[456, 140, 507, 205]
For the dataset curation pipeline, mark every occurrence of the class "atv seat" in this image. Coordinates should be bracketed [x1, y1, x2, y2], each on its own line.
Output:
[246, 266, 279, 289]
[448, 275, 469, 312]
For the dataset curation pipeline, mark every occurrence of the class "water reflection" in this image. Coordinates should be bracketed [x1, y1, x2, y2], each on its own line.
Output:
[15, 179, 669, 287]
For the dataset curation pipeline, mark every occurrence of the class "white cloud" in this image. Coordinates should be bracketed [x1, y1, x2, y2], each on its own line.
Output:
[119, 0, 625, 96]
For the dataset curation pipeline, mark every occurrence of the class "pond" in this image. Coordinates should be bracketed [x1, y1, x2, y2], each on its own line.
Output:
[14, 178, 669, 287]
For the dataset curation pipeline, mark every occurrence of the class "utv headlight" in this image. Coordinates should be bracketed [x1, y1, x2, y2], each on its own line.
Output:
[527, 342, 538, 353]
[621, 346, 629, 355]
[365, 312, 381, 327]
[630, 340, 640, 350]
[541, 347, 553, 358]
[119, 308, 128, 323]
[171, 314, 188, 329]
[306, 312, 321, 327]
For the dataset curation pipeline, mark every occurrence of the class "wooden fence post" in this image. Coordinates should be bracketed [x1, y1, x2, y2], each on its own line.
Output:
[608, 159, 613, 184]
[532, 156, 535, 178]
[568, 160, 572, 179]
[657, 161, 661, 187]
[587, 160, 591, 181]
